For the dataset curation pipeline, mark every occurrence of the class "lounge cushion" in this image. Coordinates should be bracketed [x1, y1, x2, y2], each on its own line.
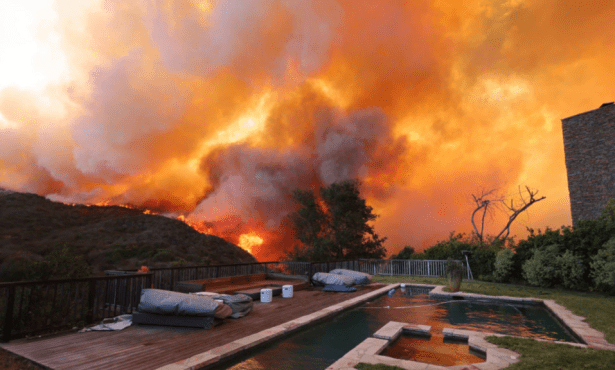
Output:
[322, 284, 357, 292]
[211, 294, 254, 318]
[329, 269, 372, 285]
[137, 289, 218, 317]
[312, 272, 356, 287]
[132, 312, 216, 329]
[214, 302, 234, 319]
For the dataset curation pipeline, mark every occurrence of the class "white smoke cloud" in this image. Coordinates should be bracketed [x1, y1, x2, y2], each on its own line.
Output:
[190, 102, 407, 231]
[71, 49, 189, 181]
[147, 0, 342, 80]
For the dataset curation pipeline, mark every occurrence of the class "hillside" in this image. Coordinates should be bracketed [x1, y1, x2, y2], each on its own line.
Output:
[0, 189, 257, 281]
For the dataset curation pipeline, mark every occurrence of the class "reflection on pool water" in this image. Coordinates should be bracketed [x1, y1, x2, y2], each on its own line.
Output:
[213, 286, 578, 370]
[382, 334, 486, 366]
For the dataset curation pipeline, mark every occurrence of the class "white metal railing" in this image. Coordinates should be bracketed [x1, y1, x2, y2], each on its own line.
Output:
[357, 259, 473, 279]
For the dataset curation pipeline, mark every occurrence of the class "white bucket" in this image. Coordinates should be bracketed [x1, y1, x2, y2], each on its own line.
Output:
[400, 283, 406, 288]
[260, 288, 272, 303]
[282, 285, 293, 298]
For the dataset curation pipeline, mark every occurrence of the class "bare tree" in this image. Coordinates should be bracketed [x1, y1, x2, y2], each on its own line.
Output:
[471, 188, 503, 246]
[471, 186, 545, 246]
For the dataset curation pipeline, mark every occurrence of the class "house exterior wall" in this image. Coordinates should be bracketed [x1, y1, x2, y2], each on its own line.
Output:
[561, 103, 615, 224]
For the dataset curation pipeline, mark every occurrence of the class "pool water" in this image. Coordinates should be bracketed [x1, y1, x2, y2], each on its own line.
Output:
[382, 334, 487, 366]
[212, 286, 579, 370]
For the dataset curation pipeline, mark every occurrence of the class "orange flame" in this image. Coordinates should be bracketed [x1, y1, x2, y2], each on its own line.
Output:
[237, 233, 264, 255]
[176, 214, 215, 234]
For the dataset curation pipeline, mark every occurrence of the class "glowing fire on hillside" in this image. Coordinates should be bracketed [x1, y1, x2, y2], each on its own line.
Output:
[237, 233, 264, 255]
[66, 200, 262, 255]
[4, 0, 607, 260]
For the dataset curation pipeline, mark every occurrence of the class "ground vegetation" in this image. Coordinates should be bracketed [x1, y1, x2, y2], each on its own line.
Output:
[0, 190, 256, 281]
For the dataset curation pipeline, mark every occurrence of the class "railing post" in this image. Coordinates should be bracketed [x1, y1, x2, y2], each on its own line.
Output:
[2, 285, 15, 342]
[87, 279, 96, 324]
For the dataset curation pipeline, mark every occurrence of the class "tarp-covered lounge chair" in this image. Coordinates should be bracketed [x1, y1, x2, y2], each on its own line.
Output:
[329, 269, 372, 285]
[132, 289, 252, 329]
[312, 270, 373, 293]
[311, 272, 356, 287]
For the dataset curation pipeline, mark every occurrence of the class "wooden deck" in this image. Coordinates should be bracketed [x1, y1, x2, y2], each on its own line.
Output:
[1, 284, 386, 370]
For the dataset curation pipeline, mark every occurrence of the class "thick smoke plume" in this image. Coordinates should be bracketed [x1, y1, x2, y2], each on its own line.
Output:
[1, 0, 614, 260]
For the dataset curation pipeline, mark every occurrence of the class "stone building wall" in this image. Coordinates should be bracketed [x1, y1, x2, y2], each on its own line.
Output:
[561, 102, 615, 224]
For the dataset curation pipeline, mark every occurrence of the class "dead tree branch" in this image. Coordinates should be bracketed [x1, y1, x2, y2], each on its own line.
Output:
[471, 186, 545, 246]
[471, 189, 502, 246]
[495, 186, 546, 241]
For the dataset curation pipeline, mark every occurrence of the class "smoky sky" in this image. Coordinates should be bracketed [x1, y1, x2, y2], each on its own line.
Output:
[1, 0, 614, 258]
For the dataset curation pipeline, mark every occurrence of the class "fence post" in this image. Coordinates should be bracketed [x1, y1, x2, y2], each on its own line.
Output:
[2, 285, 15, 342]
[308, 263, 313, 281]
[87, 279, 96, 324]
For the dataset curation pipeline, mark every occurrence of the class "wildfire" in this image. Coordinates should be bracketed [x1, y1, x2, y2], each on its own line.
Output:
[176, 215, 214, 234]
[4, 0, 610, 258]
[237, 233, 264, 255]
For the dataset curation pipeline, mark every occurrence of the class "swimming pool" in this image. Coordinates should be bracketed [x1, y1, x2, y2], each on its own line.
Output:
[210, 286, 579, 369]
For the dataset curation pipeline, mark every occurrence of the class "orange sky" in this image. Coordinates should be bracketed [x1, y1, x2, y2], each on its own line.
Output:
[1, 0, 614, 260]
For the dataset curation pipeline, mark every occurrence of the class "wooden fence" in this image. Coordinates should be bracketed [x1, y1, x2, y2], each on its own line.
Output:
[0, 258, 472, 342]
[0, 273, 152, 342]
[145, 261, 313, 291]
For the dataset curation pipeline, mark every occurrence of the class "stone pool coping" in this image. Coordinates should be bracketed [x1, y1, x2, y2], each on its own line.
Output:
[427, 284, 615, 351]
[326, 321, 522, 370]
[156, 283, 399, 370]
[326, 283, 615, 370]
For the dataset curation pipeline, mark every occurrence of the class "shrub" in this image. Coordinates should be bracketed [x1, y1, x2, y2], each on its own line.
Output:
[36, 246, 91, 280]
[394, 246, 415, 259]
[153, 249, 175, 262]
[555, 250, 586, 290]
[470, 246, 499, 278]
[0, 247, 91, 282]
[513, 213, 615, 288]
[522, 244, 560, 287]
[409, 232, 504, 279]
[590, 236, 615, 294]
[493, 248, 515, 283]
[478, 274, 494, 282]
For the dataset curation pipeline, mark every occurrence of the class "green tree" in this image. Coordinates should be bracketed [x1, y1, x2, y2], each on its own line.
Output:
[287, 180, 387, 262]
[394, 246, 415, 259]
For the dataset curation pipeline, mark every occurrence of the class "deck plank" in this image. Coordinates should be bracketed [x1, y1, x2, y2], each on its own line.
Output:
[1, 284, 386, 370]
